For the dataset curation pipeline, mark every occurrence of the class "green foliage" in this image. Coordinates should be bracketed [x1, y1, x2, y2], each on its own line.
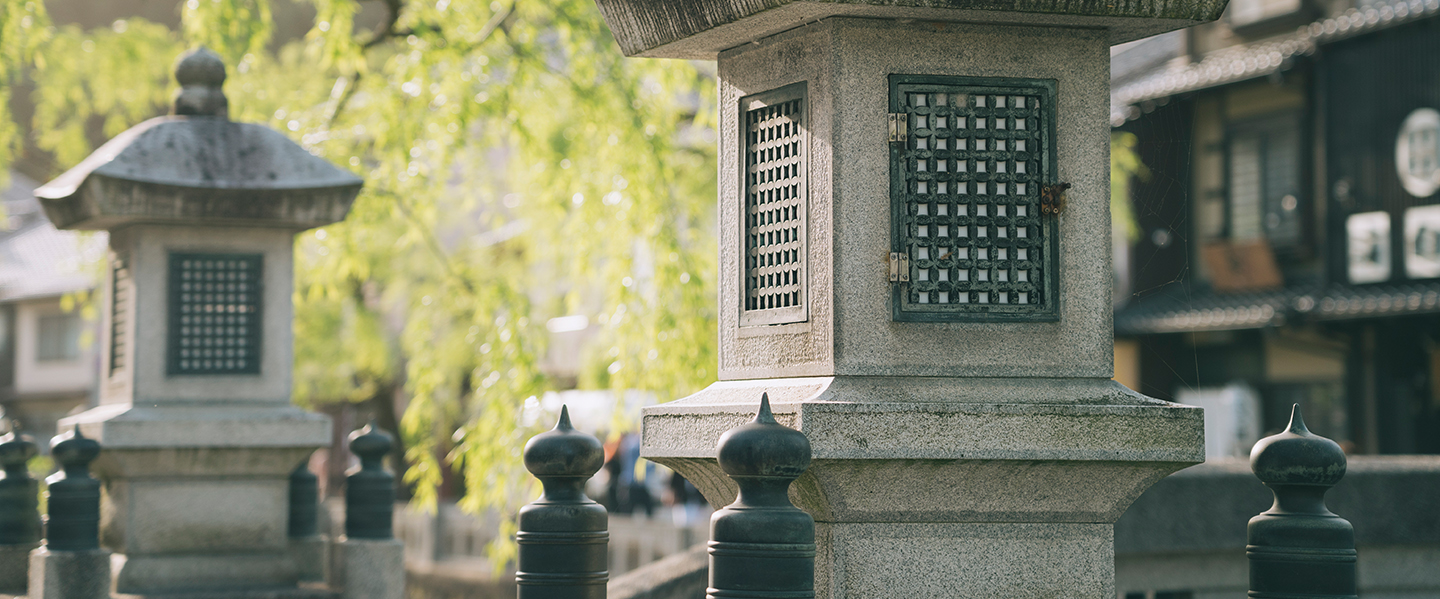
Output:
[1111, 131, 1149, 243]
[1, 0, 717, 568]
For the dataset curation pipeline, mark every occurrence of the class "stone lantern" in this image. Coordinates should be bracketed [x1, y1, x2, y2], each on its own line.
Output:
[34, 48, 361, 594]
[593, 3, 1226, 598]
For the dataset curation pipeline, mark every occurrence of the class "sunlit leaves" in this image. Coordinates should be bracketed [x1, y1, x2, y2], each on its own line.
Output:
[29, 20, 180, 167]
[1112, 131, 1149, 243]
[180, 0, 274, 65]
[1, 0, 719, 569]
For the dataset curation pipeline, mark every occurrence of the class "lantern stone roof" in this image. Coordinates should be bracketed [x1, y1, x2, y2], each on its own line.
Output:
[35, 47, 362, 231]
[594, 0, 1234, 59]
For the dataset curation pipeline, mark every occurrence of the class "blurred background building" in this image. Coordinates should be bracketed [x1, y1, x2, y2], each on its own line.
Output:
[1110, 0, 1440, 457]
[0, 170, 103, 444]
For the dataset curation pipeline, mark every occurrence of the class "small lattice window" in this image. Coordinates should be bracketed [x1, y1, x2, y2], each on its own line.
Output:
[890, 75, 1059, 322]
[110, 256, 130, 376]
[740, 82, 809, 326]
[167, 253, 263, 375]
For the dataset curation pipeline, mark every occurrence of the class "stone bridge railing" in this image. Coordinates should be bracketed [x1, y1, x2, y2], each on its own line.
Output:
[516, 401, 1367, 599]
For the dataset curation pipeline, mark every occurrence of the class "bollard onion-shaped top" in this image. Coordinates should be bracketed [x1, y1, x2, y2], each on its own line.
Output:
[1250, 404, 1346, 487]
[52, 425, 102, 477]
[717, 393, 810, 479]
[349, 420, 394, 469]
[523, 406, 603, 479]
[173, 46, 228, 117]
[0, 431, 37, 479]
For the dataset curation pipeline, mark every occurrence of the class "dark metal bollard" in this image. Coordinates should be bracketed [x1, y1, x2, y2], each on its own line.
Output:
[0, 431, 42, 546]
[289, 462, 320, 538]
[345, 421, 395, 540]
[1248, 404, 1356, 599]
[709, 393, 814, 599]
[517, 406, 607, 599]
[46, 426, 103, 551]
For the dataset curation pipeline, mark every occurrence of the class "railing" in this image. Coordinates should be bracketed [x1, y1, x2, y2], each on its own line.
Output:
[0, 426, 107, 599]
[516, 394, 815, 599]
[512, 400, 1361, 599]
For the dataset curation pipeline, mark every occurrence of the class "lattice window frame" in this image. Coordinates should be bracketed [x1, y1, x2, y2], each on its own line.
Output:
[167, 252, 264, 375]
[890, 75, 1060, 322]
[109, 254, 130, 377]
[739, 82, 809, 327]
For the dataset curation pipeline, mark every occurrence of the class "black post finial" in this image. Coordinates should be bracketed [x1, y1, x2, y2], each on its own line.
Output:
[1248, 404, 1356, 598]
[0, 431, 41, 547]
[46, 425, 103, 551]
[288, 460, 319, 539]
[344, 421, 395, 540]
[709, 394, 815, 599]
[516, 405, 608, 599]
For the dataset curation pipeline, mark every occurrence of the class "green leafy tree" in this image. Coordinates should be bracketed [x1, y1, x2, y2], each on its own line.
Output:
[1, 0, 717, 564]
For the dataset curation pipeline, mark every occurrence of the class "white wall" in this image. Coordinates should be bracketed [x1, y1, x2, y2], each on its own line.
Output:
[13, 298, 97, 396]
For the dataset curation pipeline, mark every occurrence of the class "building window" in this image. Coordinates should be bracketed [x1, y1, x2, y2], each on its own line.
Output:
[1228, 115, 1304, 250]
[36, 313, 81, 362]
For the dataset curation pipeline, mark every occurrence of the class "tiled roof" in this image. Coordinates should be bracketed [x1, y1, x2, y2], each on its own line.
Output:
[1111, 0, 1440, 125]
[1115, 281, 1440, 335]
[0, 171, 104, 302]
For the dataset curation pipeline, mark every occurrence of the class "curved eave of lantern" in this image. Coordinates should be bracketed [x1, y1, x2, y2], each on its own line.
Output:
[1111, 0, 1440, 126]
[595, 0, 1233, 59]
[35, 116, 363, 231]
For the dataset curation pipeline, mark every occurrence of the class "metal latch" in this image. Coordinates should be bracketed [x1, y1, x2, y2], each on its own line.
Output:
[1041, 182, 1071, 215]
[888, 113, 908, 143]
[889, 252, 910, 282]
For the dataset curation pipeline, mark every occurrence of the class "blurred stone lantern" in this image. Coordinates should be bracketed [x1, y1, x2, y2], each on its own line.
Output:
[34, 48, 361, 594]
[593, 2, 1228, 598]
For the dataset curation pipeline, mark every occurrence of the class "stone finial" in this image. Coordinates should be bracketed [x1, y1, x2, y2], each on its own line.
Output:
[0, 431, 37, 479]
[173, 46, 228, 118]
[716, 393, 811, 480]
[46, 426, 103, 551]
[345, 421, 395, 540]
[1246, 405, 1356, 598]
[0, 431, 41, 548]
[288, 462, 319, 539]
[1250, 404, 1347, 489]
[709, 394, 815, 598]
[516, 406, 608, 599]
[522, 406, 604, 484]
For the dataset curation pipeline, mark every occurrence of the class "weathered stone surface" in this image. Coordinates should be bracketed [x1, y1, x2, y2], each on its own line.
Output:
[607, 544, 706, 599]
[95, 225, 300, 407]
[36, 117, 361, 231]
[289, 536, 329, 584]
[816, 522, 1112, 599]
[334, 538, 404, 599]
[715, 19, 1116, 381]
[29, 548, 110, 599]
[0, 543, 36, 595]
[115, 551, 303, 593]
[595, 0, 1232, 58]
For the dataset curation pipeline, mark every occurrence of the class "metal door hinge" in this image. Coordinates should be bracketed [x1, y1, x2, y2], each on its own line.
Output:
[888, 113, 907, 142]
[1041, 182, 1071, 215]
[889, 252, 910, 282]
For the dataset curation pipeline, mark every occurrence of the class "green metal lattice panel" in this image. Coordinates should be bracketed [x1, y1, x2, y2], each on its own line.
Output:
[890, 75, 1060, 322]
[167, 252, 263, 375]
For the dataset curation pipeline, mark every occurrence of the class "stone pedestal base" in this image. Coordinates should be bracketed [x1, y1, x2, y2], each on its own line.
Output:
[641, 377, 1204, 599]
[0, 543, 38, 595]
[334, 538, 404, 599]
[60, 403, 329, 595]
[29, 548, 111, 599]
[817, 522, 1112, 599]
[289, 535, 329, 583]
